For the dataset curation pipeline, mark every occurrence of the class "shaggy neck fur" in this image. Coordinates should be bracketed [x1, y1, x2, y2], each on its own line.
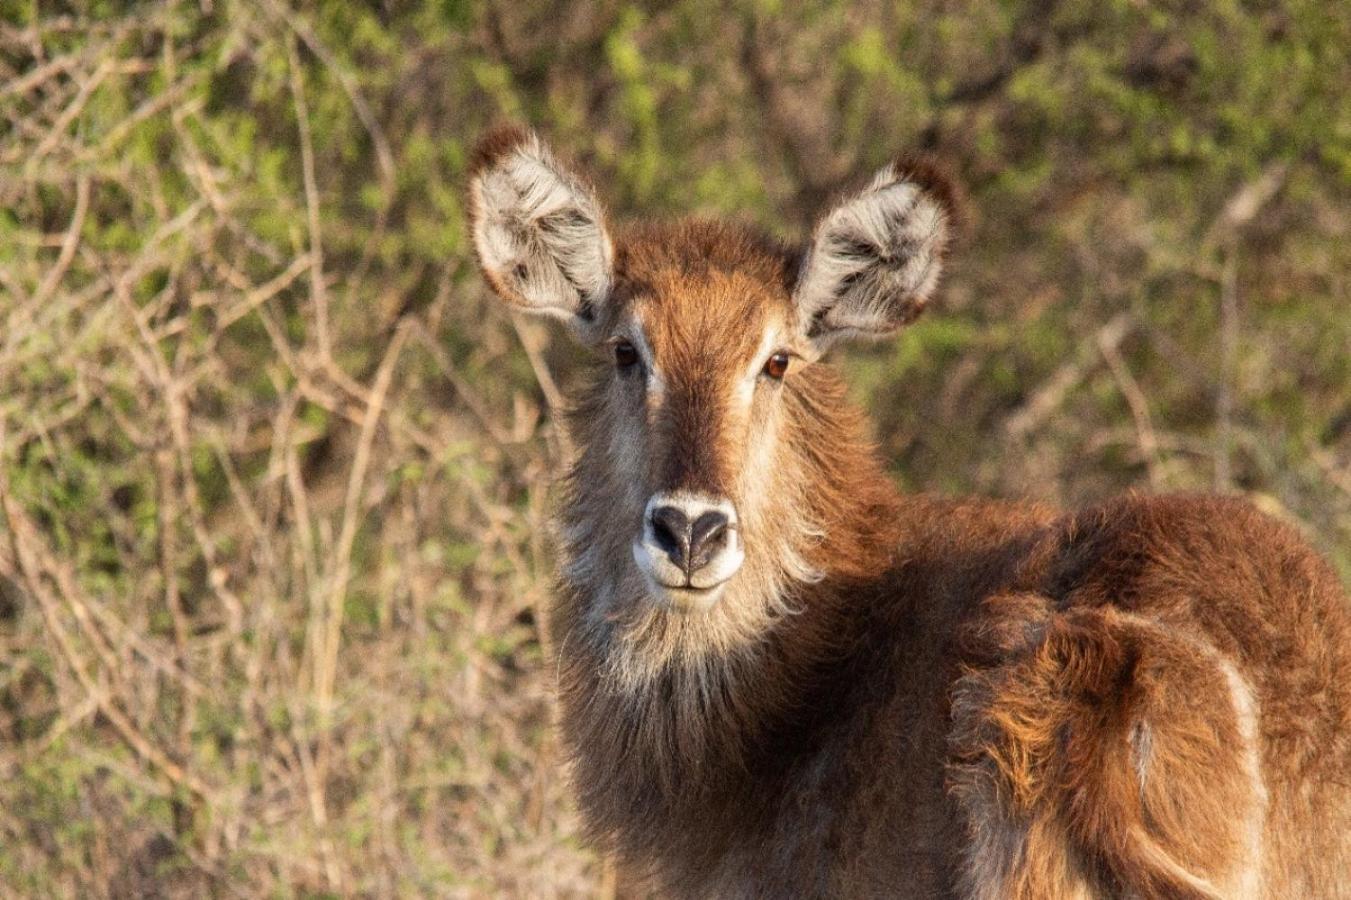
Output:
[551, 358, 902, 874]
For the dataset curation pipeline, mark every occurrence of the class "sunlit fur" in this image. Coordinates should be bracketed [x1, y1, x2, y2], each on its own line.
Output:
[468, 126, 1351, 898]
[552, 223, 878, 691]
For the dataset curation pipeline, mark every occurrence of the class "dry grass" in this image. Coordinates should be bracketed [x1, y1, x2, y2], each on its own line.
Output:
[0, 5, 591, 895]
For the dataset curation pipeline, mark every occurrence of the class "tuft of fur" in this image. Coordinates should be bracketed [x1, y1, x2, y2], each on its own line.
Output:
[948, 594, 1267, 899]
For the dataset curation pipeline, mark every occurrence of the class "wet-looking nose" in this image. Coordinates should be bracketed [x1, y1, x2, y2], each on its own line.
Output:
[649, 505, 731, 574]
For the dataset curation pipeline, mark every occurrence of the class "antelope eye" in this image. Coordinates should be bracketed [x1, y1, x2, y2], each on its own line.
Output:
[762, 351, 790, 380]
[614, 341, 639, 369]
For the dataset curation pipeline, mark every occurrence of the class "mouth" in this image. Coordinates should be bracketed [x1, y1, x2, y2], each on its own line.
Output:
[650, 579, 730, 613]
[630, 516, 745, 613]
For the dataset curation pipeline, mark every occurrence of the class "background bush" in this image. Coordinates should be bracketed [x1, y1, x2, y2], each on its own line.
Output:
[1, 0, 1347, 895]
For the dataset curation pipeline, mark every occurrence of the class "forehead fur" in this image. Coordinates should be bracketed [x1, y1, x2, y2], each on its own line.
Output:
[616, 218, 797, 288]
[610, 219, 799, 361]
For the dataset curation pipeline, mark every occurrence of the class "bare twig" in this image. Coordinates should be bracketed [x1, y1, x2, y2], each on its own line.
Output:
[1099, 330, 1162, 487]
[307, 322, 408, 892]
[22, 58, 112, 165]
[1215, 248, 1238, 491]
[1, 493, 215, 803]
[1207, 161, 1290, 246]
[409, 319, 514, 447]
[261, 0, 395, 187]
[0, 48, 78, 100]
[1005, 311, 1135, 440]
[19, 171, 89, 314]
[314, 325, 407, 715]
[216, 253, 313, 330]
[1306, 440, 1351, 501]
[287, 34, 331, 362]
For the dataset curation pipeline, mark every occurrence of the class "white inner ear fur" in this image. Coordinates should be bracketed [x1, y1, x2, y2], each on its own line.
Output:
[794, 163, 949, 350]
[471, 134, 613, 327]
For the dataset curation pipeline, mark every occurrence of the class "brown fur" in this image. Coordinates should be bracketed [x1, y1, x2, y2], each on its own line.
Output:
[467, 127, 1351, 898]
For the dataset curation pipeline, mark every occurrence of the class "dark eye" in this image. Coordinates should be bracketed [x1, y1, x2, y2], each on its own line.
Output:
[614, 341, 639, 370]
[762, 351, 790, 380]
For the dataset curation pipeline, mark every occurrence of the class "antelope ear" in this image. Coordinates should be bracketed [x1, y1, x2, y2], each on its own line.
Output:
[467, 125, 614, 339]
[793, 157, 958, 353]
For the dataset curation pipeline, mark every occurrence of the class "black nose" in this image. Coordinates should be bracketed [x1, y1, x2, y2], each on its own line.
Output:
[650, 506, 731, 574]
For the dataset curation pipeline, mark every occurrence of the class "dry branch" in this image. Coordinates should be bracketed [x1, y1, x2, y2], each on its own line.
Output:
[1, 493, 216, 804]
[1004, 311, 1135, 441]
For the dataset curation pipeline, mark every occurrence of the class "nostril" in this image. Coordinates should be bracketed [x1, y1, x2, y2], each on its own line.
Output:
[687, 511, 730, 571]
[649, 506, 691, 569]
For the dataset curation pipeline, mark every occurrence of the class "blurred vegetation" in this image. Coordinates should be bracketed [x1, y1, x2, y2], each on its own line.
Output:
[0, 0, 1347, 895]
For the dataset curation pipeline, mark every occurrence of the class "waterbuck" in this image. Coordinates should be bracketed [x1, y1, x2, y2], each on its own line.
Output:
[466, 125, 1351, 898]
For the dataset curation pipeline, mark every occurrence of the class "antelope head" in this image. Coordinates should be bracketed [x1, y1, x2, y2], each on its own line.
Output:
[468, 126, 954, 668]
